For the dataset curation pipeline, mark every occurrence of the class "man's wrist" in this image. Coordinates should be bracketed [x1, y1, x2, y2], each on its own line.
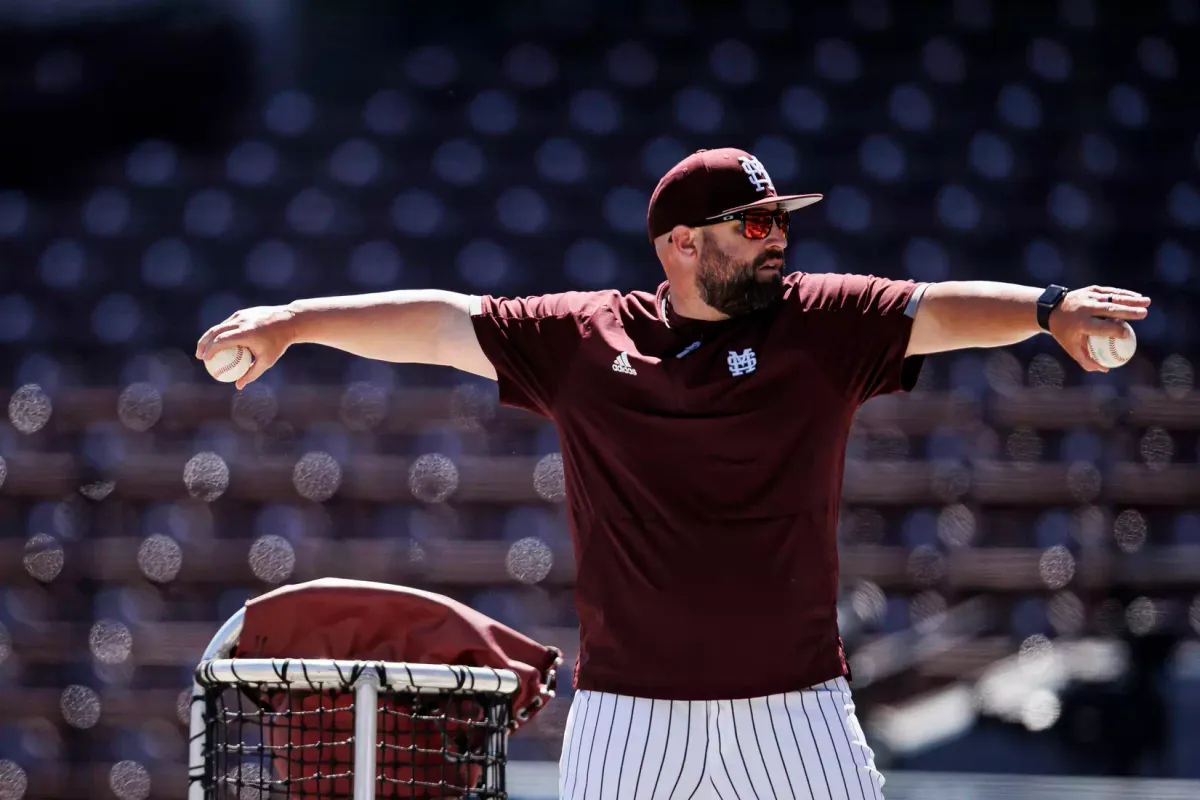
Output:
[1036, 284, 1069, 332]
[281, 301, 307, 345]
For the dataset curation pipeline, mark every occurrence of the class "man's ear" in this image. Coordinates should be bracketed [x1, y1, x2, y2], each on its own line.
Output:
[668, 225, 700, 257]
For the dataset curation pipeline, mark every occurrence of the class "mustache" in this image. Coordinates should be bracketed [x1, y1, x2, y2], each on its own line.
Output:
[753, 249, 786, 269]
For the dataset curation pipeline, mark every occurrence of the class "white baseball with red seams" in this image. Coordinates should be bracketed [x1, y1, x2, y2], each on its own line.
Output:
[204, 346, 254, 383]
[1086, 321, 1136, 369]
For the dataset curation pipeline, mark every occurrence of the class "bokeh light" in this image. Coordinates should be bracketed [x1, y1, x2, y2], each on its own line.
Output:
[78, 474, 116, 501]
[408, 454, 459, 503]
[1126, 596, 1159, 636]
[117, 383, 163, 432]
[183, 452, 230, 502]
[937, 504, 976, 548]
[533, 454, 565, 503]
[1160, 354, 1194, 397]
[248, 534, 296, 584]
[292, 452, 342, 502]
[505, 537, 554, 584]
[231, 384, 279, 433]
[60, 685, 101, 729]
[850, 582, 887, 626]
[931, 463, 971, 502]
[1019, 633, 1054, 663]
[23, 533, 64, 582]
[109, 761, 151, 800]
[448, 384, 495, 429]
[89, 620, 133, 664]
[1048, 591, 1085, 636]
[1006, 427, 1043, 463]
[176, 688, 193, 726]
[1039, 546, 1075, 589]
[1139, 427, 1174, 469]
[138, 534, 183, 583]
[907, 545, 946, 586]
[8, 384, 52, 435]
[0, 760, 28, 800]
[1113, 510, 1148, 553]
[0, 623, 10, 666]
[339, 382, 388, 431]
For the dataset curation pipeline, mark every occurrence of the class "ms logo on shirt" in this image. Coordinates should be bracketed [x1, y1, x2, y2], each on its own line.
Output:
[727, 348, 757, 376]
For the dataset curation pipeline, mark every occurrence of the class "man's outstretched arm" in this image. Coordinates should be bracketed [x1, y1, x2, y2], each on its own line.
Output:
[907, 282, 1151, 371]
[195, 291, 496, 389]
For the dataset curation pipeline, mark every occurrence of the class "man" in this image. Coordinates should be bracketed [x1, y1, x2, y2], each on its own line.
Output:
[197, 148, 1150, 799]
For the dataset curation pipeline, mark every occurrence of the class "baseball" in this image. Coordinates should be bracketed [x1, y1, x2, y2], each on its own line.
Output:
[1086, 321, 1136, 369]
[204, 346, 254, 383]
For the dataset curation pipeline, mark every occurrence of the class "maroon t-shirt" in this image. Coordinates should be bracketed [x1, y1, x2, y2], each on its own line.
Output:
[471, 271, 924, 700]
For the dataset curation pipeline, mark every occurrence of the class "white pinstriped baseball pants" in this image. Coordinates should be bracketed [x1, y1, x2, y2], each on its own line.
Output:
[558, 677, 884, 800]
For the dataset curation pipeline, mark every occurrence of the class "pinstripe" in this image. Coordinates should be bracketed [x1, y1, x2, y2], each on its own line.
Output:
[616, 696, 637, 798]
[665, 701, 692, 800]
[781, 693, 818, 798]
[754, 697, 796, 800]
[598, 693, 619, 799]
[795, 691, 833, 797]
[713, 699, 745, 800]
[633, 699, 657, 798]
[566, 692, 592, 799]
[819, 683, 868, 800]
[685, 703, 710, 800]
[826, 682, 881, 800]
[814, 683, 852, 799]
[729, 700, 775, 799]
[562, 686, 881, 800]
[580, 693, 607, 799]
[649, 700, 675, 799]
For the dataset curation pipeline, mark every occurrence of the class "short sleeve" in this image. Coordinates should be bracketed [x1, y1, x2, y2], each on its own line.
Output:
[797, 273, 925, 404]
[470, 292, 591, 417]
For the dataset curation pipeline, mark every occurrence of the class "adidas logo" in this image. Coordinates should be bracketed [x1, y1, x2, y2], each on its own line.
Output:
[611, 351, 637, 375]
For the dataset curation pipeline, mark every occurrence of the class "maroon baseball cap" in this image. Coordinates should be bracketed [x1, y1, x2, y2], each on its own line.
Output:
[646, 147, 823, 241]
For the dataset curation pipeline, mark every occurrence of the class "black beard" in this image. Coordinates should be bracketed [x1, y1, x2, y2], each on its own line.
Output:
[695, 237, 785, 317]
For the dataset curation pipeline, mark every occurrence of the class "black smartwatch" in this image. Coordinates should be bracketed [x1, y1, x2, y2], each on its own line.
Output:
[1036, 284, 1069, 332]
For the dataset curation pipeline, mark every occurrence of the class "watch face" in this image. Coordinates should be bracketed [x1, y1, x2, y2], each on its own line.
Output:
[1040, 286, 1066, 305]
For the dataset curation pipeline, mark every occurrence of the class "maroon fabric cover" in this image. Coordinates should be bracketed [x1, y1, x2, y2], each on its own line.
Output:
[231, 579, 561, 799]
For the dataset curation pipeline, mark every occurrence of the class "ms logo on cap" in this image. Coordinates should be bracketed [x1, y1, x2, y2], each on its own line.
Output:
[739, 156, 774, 193]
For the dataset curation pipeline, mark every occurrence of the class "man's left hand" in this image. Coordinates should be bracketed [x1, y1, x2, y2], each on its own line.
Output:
[1048, 286, 1151, 372]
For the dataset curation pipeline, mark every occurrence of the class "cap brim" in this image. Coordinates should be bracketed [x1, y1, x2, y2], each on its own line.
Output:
[707, 193, 824, 219]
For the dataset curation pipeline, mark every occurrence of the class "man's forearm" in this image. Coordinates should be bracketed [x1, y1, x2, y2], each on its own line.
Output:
[907, 281, 1044, 356]
[286, 290, 494, 376]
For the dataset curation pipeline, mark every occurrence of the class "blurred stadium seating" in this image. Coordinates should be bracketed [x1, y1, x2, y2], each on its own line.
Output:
[0, 0, 1198, 797]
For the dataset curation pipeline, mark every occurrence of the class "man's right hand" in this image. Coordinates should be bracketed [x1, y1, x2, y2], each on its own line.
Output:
[195, 290, 495, 388]
[196, 305, 298, 389]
